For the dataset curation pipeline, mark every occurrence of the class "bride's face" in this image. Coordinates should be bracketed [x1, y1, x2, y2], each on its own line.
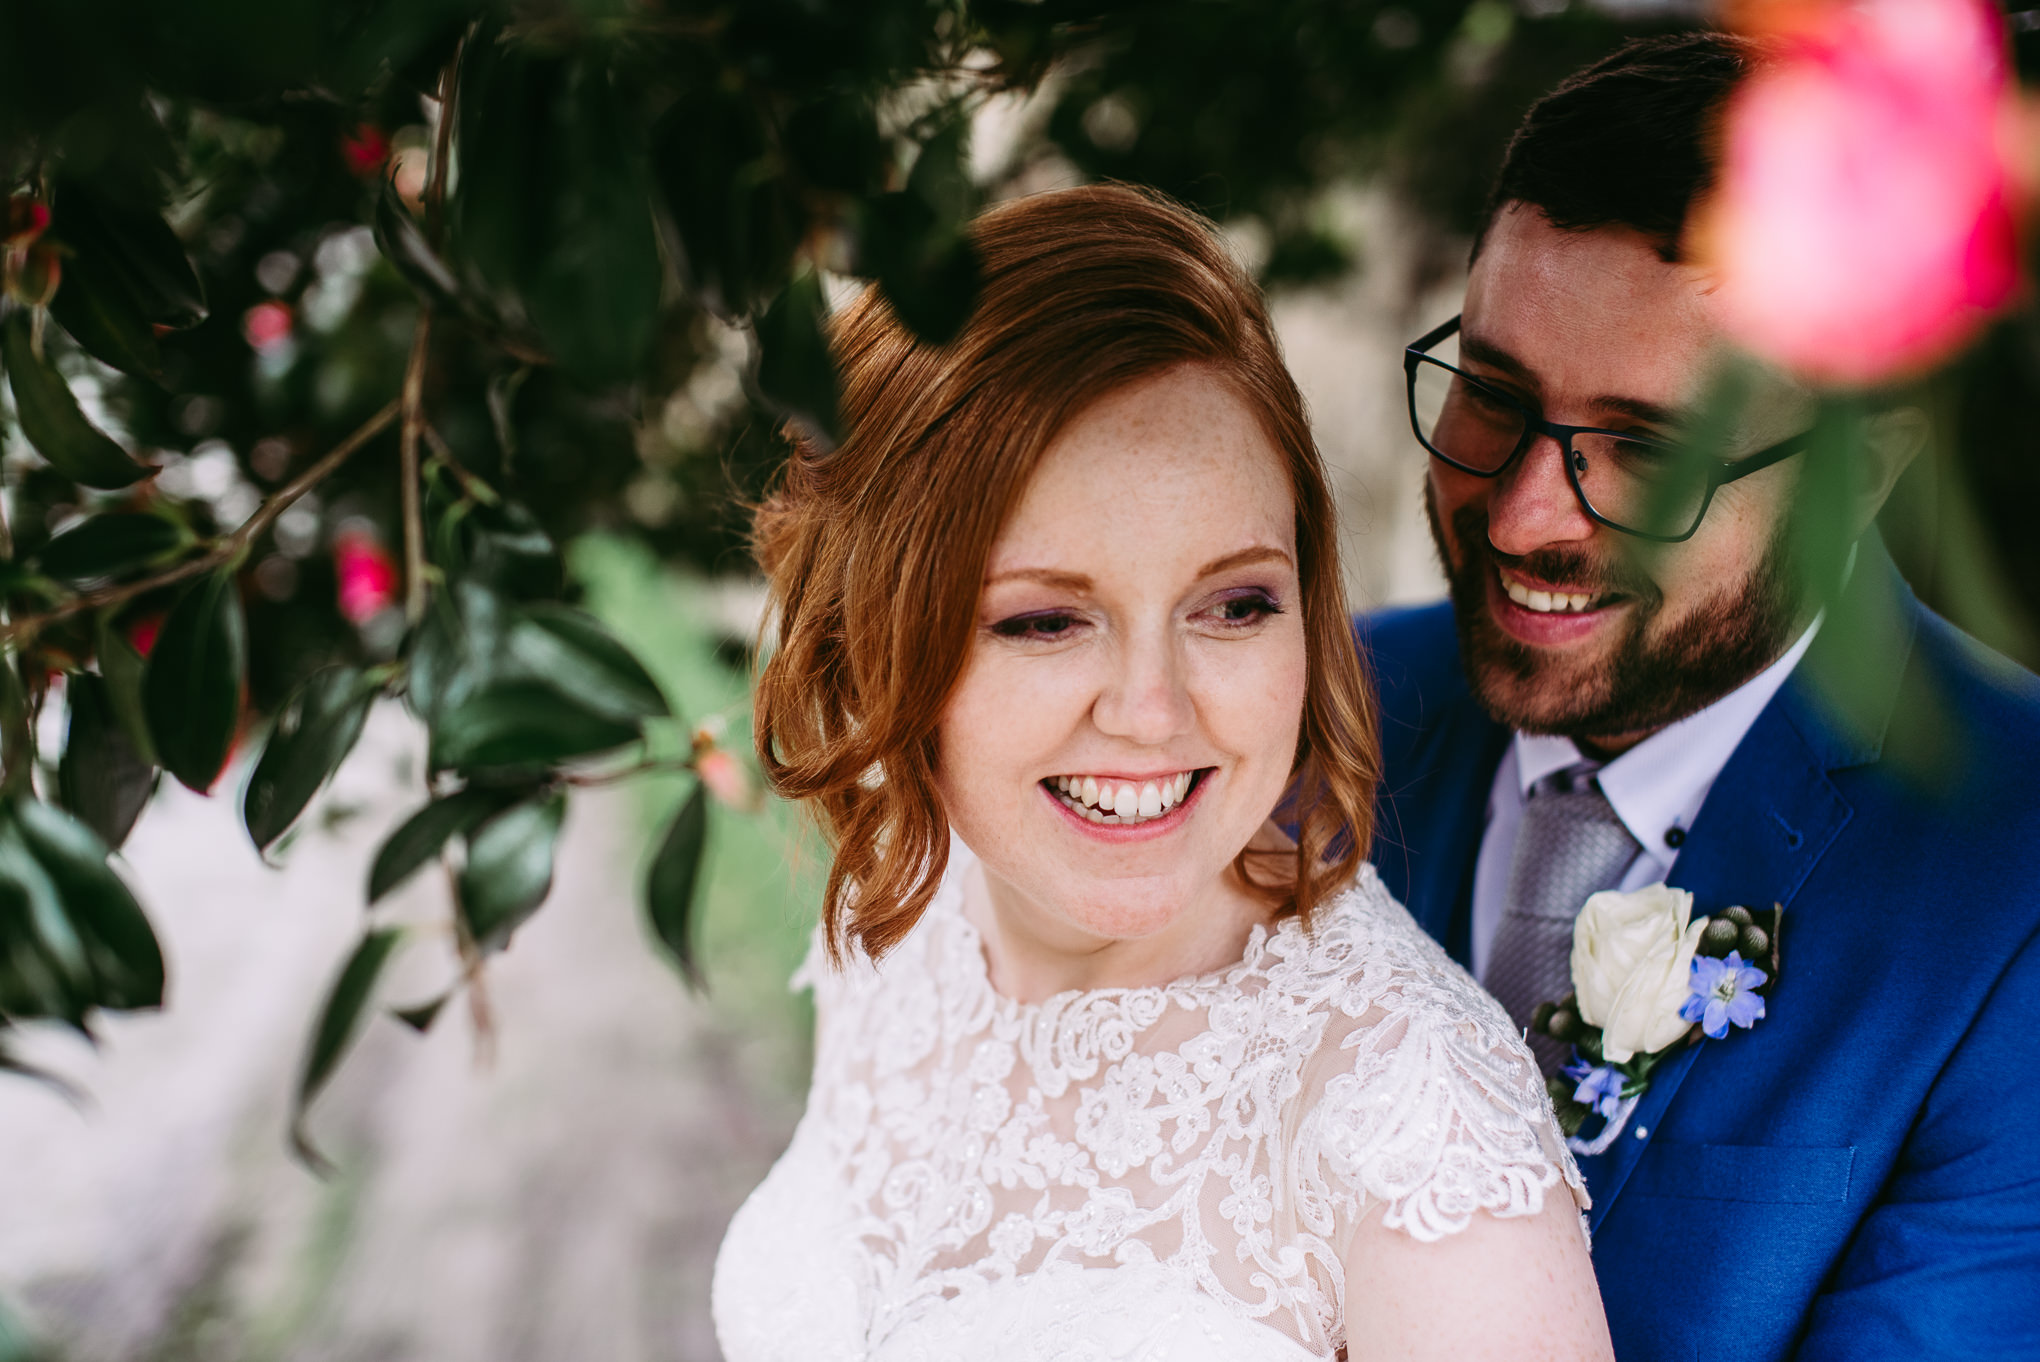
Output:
[935, 364, 1307, 966]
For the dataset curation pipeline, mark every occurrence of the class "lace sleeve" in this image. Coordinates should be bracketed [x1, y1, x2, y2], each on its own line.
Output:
[1297, 980, 1588, 1247]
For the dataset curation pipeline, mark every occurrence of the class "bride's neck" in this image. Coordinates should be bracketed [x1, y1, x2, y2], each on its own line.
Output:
[961, 861, 1273, 1003]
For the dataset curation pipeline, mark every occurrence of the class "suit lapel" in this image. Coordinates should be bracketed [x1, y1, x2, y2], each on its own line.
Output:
[1578, 549, 1919, 1228]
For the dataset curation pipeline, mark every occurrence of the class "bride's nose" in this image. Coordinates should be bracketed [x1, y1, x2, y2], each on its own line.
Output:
[1091, 628, 1195, 745]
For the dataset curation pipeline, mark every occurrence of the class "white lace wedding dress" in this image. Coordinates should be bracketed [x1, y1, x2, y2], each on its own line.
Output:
[713, 848, 1586, 1361]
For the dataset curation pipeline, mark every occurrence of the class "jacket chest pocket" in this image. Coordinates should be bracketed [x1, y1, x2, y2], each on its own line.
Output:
[1627, 1142, 1856, 1205]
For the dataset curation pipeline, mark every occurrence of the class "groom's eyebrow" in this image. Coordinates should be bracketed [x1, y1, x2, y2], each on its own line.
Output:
[1462, 332, 1683, 429]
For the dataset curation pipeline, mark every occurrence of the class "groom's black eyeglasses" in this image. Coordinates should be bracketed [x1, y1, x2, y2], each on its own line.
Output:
[1403, 315, 1808, 543]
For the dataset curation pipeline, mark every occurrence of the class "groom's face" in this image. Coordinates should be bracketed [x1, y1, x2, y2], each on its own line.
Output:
[1427, 204, 1814, 752]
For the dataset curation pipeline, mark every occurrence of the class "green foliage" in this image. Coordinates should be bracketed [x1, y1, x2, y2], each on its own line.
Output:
[645, 780, 709, 984]
[142, 568, 248, 793]
[242, 665, 379, 852]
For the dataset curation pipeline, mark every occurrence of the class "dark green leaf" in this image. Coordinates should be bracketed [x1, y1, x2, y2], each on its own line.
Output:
[292, 927, 406, 1170]
[95, 615, 157, 766]
[12, 797, 163, 1011]
[429, 680, 640, 773]
[0, 816, 89, 1024]
[373, 177, 464, 313]
[142, 569, 247, 792]
[783, 93, 885, 196]
[48, 245, 166, 382]
[644, 781, 708, 984]
[651, 86, 802, 319]
[2, 315, 150, 489]
[49, 177, 206, 330]
[464, 500, 560, 599]
[367, 784, 523, 903]
[754, 269, 840, 449]
[457, 790, 565, 953]
[58, 671, 156, 850]
[504, 605, 668, 723]
[242, 666, 377, 852]
[38, 512, 185, 585]
[391, 989, 454, 1033]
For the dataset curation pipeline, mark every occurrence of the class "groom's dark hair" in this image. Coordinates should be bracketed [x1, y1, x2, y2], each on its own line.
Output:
[1472, 30, 1767, 263]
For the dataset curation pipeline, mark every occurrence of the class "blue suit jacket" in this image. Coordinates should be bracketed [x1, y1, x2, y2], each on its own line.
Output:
[1361, 548, 2040, 1361]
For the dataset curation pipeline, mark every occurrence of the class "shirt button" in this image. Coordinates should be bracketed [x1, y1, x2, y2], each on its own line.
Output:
[1663, 827, 1686, 849]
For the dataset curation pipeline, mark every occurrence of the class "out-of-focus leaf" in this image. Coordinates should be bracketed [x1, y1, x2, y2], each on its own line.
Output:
[292, 927, 406, 1170]
[429, 680, 640, 772]
[457, 789, 565, 953]
[754, 269, 840, 449]
[464, 500, 560, 599]
[48, 176, 205, 330]
[390, 989, 453, 1033]
[651, 85, 802, 318]
[38, 512, 185, 584]
[373, 177, 464, 313]
[644, 781, 707, 984]
[57, 671, 155, 850]
[405, 579, 506, 725]
[783, 92, 885, 196]
[47, 244, 165, 382]
[862, 113, 982, 346]
[367, 784, 523, 903]
[12, 796, 163, 1011]
[504, 605, 668, 723]
[242, 666, 377, 852]
[2, 314, 150, 489]
[95, 614, 156, 765]
[454, 45, 661, 381]
[0, 815, 88, 1026]
[142, 569, 247, 792]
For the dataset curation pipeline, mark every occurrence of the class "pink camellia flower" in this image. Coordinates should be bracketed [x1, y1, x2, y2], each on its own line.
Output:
[242, 300, 294, 354]
[1695, 0, 2025, 385]
[5, 197, 49, 248]
[696, 746, 760, 811]
[333, 531, 398, 624]
[341, 123, 391, 178]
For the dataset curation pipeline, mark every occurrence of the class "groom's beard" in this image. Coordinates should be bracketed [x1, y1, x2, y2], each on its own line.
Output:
[1425, 485, 1803, 742]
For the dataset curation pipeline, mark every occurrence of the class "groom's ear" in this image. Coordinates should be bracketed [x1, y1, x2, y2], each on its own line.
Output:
[1849, 405, 1930, 541]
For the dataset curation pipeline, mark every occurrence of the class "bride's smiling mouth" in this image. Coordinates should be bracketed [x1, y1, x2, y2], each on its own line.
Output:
[1040, 768, 1212, 832]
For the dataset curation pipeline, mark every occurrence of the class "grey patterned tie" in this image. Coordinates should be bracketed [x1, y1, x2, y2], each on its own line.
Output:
[1485, 767, 1642, 1076]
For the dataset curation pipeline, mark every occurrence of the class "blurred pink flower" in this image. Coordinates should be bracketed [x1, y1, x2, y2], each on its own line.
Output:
[697, 747, 758, 811]
[5, 197, 49, 248]
[242, 300, 294, 354]
[333, 532, 398, 624]
[1697, 0, 2024, 385]
[341, 123, 390, 178]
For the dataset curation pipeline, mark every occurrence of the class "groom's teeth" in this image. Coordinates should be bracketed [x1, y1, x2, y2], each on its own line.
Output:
[1112, 783, 1138, 818]
[1082, 776, 1100, 808]
[1503, 577, 1600, 614]
[1138, 782, 1162, 818]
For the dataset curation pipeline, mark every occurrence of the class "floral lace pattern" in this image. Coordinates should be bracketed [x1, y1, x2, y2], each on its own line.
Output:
[713, 852, 1587, 1361]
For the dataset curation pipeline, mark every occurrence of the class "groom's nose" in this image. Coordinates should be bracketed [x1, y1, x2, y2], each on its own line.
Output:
[1485, 432, 1599, 557]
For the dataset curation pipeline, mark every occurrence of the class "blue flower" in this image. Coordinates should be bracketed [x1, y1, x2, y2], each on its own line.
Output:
[1561, 1054, 1628, 1120]
[1680, 950, 1769, 1040]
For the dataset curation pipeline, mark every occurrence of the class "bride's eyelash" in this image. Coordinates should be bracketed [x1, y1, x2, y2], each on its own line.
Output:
[1209, 589, 1282, 624]
[990, 610, 1079, 639]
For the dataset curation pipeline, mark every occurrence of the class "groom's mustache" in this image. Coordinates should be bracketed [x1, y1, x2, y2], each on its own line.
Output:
[1450, 504, 1663, 613]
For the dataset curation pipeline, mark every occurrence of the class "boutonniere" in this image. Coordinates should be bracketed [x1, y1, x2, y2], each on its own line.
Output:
[1529, 884, 1783, 1154]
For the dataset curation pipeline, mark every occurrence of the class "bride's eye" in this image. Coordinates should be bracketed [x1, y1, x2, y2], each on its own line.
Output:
[1202, 589, 1282, 629]
[991, 610, 1081, 640]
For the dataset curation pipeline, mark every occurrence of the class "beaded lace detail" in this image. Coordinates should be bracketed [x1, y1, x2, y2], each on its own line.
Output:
[712, 852, 1587, 1362]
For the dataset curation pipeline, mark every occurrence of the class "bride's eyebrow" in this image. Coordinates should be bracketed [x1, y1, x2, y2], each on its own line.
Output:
[984, 546, 1292, 590]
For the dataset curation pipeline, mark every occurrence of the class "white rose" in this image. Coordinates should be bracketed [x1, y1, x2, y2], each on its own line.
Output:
[1570, 884, 1706, 1063]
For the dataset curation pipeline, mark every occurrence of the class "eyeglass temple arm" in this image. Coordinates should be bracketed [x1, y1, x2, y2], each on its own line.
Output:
[1407, 314, 1463, 355]
[1715, 428, 1811, 486]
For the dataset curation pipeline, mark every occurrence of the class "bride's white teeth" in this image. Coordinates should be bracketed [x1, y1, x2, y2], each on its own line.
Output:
[1048, 770, 1203, 826]
[1158, 780, 1175, 812]
[1138, 782, 1162, 818]
[1112, 783, 1138, 818]
[1081, 776, 1100, 808]
[1175, 772, 1191, 802]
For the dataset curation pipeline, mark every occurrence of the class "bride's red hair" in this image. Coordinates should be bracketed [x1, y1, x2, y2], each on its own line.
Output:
[754, 184, 1378, 964]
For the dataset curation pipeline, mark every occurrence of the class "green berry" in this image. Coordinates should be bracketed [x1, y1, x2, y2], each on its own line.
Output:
[1699, 918, 1741, 957]
[1739, 924, 1771, 960]
[1532, 1001, 1557, 1035]
[1549, 1008, 1581, 1042]
[1721, 904, 1754, 929]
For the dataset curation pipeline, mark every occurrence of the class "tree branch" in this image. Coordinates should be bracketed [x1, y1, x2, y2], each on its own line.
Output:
[0, 400, 401, 646]
[399, 316, 432, 626]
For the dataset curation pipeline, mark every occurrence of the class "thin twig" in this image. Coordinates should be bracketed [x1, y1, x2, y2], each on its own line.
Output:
[1, 400, 401, 646]
[399, 315, 432, 626]
[421, 422, 497, 504]
[425, 32, 465, 246]
[561, 756, 700, 788]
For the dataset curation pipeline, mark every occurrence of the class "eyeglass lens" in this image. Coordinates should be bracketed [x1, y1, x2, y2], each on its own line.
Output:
[1409, 355, 1710, 538]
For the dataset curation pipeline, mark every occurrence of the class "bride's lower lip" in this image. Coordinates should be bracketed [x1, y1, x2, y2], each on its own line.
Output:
[1485, 570, 1624, 646]
[1041, 770, 1210, 841]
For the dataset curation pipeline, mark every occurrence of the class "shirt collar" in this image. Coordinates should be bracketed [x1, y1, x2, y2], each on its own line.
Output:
[1513, 616, 1823, 857]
